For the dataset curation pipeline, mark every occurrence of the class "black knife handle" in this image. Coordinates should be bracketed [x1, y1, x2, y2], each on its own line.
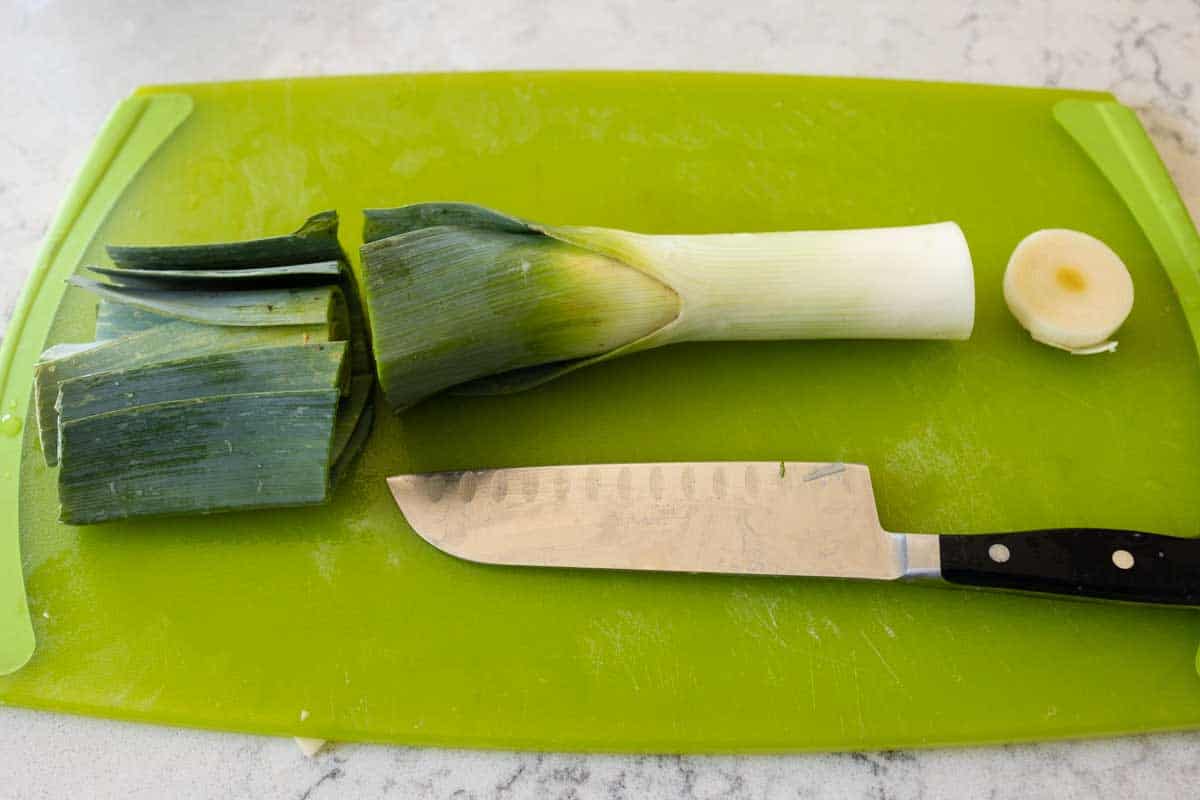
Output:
[938, 529, 1200, 605]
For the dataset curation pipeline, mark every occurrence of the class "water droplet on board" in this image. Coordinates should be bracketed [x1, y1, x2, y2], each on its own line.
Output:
[0, 414, 22, 437]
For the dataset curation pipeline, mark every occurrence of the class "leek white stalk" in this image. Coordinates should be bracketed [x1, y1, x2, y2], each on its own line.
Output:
[546, 224, 974, 343]
[360, 203, 975, 411]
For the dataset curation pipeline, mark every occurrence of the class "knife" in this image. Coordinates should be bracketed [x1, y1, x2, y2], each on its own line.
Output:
[388, 461, 1200, 605]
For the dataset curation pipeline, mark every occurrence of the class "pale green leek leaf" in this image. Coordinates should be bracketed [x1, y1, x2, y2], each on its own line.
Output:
[86, 260, 342, 288]
[69, 278, 348, 333]
[88, 260, 372, 376]
[39, 342, 105, 361]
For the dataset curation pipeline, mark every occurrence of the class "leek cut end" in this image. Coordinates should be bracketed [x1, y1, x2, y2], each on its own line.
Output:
[1003, 229, 1133, 353]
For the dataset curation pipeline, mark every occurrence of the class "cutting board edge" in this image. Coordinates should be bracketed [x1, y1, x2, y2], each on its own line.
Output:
[131, 69, 1118, 105]
[8, 693, 1200, 754]
[0, 91, 193, 675]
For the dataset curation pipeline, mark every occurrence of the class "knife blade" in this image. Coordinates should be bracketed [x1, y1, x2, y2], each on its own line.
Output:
[388, 461, 1200, 605]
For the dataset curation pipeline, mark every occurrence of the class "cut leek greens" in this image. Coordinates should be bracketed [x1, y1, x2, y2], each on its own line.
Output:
[330, 390, 376, 489]
[1003, 229, 1134, 354]
[106, 210, 342, 270]
[58, 391, 340, 525]
[330, 374, 375, 465]
[41, 211, 376, 524]
[69, 278, 349, 331]
[56, 342, 348, 424]
[87, 260, 343, 287]
[360, 202, 975, 411]
[35, 321, 332, 467]
[94, 301, 176, 339]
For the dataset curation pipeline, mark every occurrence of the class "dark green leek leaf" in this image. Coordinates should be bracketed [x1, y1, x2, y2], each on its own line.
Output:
[36, 322, 330, 466]
[448, 358, 591, 395]
[58, 390, 340, 525]
[56, 342, 348, 424]
[335, 262, 373, 376]
[329, 375, 376, 487]
[330, 400, 374, 488]
[329, 375, 374, 465]
[106, 210, 342, 270]
[363, 202, 533, 243]
[94, 301, 176, 339]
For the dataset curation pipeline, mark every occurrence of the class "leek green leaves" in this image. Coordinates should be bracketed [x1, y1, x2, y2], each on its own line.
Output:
[38, 212, 376, 524]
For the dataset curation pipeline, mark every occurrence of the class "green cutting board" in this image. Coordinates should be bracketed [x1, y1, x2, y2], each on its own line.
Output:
[3, 72, 1200, 751]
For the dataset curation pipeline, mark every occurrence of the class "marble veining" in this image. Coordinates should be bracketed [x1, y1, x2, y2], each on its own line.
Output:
[1, 0, 1198, 798]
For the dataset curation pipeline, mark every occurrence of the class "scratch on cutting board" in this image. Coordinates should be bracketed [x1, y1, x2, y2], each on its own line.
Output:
[310, 541, 336, 583]
[860, 631, 902, 686]
[801, 608, 823, 643]
[851, 658, 866, 736]
[804, 463, 845, 482]
[807, 653, 818, 711]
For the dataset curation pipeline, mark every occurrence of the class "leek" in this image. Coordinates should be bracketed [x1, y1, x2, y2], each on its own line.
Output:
[360, 203, 975, 411]
[40, 211, 376, 523]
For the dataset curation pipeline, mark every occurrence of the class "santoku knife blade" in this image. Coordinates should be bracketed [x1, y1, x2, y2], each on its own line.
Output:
[388, 461, 1200, 605]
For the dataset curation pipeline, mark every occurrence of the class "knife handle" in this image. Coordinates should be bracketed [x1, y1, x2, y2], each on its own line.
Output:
[936, 529, 1200, 605]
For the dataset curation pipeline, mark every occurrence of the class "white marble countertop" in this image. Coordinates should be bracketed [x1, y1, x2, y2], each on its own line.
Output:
[2, 1, 1199, 797]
